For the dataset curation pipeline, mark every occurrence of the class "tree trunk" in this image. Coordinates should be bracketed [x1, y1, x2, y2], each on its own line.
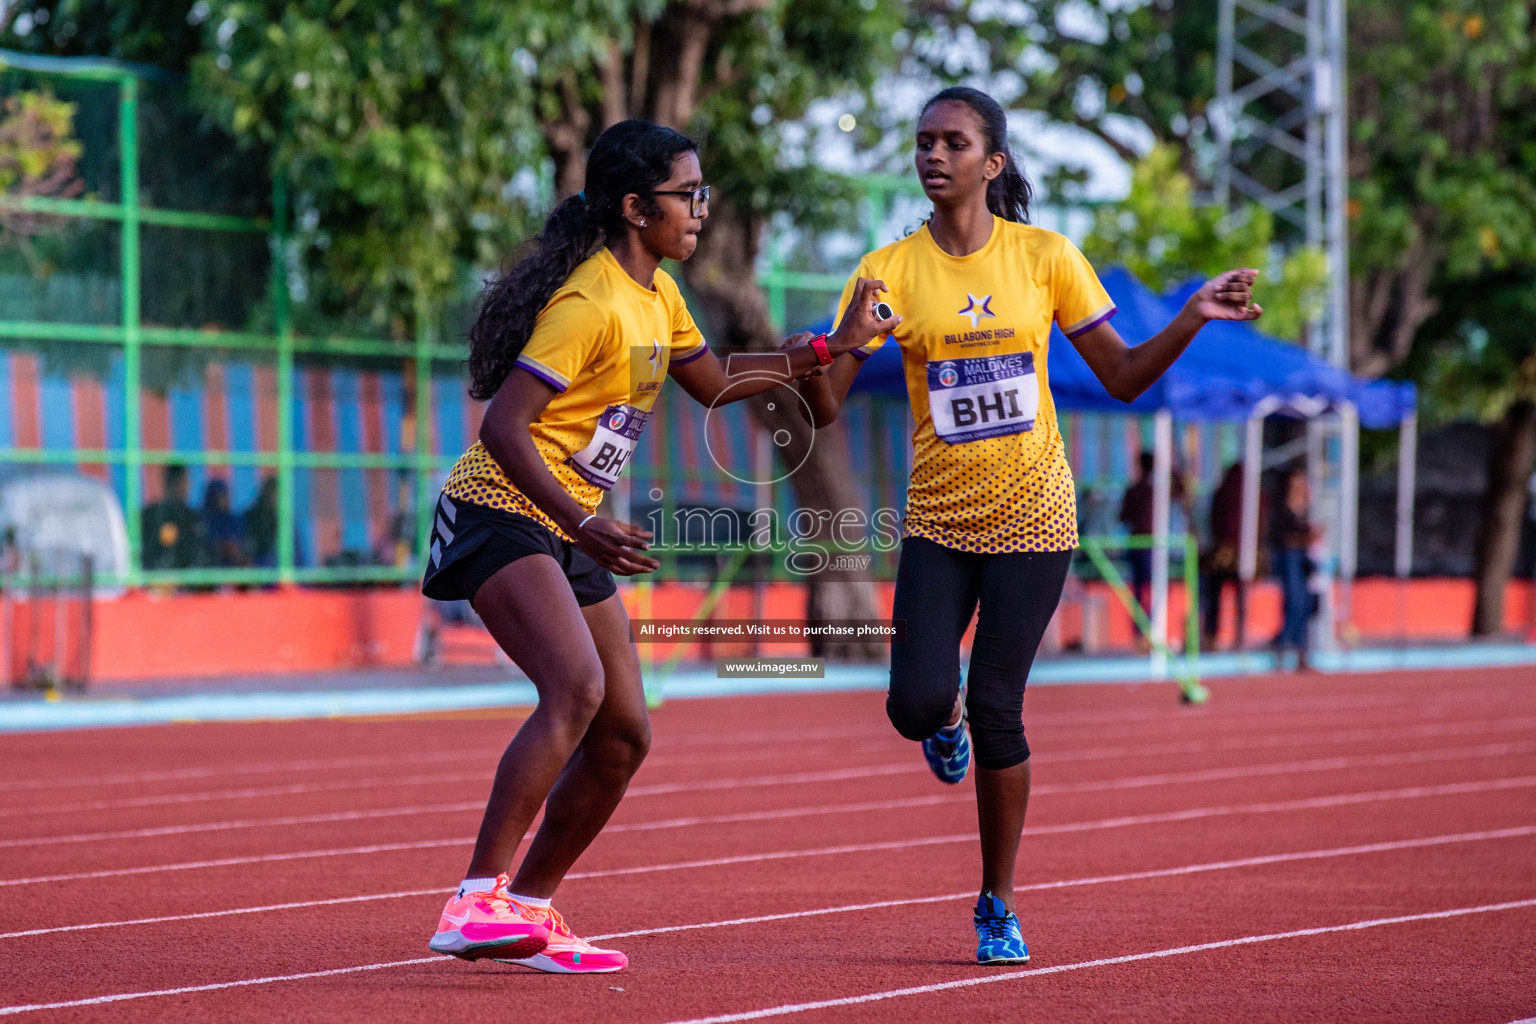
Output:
[539, 4, 887, 659]
[678, 198, 884, 660]
[1470, 400, 1536, 636]
[541, 74, 591, 200]
[1348, 235, 1440, 378]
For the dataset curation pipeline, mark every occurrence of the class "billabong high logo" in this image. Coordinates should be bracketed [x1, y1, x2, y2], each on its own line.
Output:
[958, 294, 996, 329]
[648, 337, 661, 377]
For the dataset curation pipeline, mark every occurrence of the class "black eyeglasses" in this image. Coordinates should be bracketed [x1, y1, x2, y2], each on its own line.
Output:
[651, 185, 710, 217]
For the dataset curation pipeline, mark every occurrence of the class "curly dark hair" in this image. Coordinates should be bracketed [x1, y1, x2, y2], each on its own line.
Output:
[921, 86, 1033, 224]
[466, 120, 698, 400]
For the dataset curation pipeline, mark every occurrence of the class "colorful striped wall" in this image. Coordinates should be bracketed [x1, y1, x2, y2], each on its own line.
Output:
[2, 349, 1242, 568]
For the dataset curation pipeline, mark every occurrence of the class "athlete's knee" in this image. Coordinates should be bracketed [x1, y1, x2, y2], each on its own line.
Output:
[885, 685, 955, 742]
[967, 714, 1030, 771]
[590, 712, 650, 776]
[542, 661, 606, 731]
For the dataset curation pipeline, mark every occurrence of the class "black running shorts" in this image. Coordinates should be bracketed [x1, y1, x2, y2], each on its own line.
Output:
[421, 494, 617, 607]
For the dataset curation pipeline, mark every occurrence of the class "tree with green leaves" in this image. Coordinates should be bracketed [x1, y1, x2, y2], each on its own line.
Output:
[189, 0, 906, 651]
[0, 88, 84, 270]
[1407, 270, 1536, 633]
[908, 0, 1536, 633]
[904, 0, 1536, 374]
[1081, 144, 1326, 343]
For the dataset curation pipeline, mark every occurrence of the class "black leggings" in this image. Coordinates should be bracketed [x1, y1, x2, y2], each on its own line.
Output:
[887, 538, 1072, 771]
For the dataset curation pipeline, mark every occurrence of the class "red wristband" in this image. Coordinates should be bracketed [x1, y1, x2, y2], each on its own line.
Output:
[808, 334, 834, 366]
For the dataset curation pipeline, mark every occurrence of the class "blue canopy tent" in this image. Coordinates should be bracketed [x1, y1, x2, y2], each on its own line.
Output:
[845, 267, 1416, 428]
[813, 266, 1419, 669]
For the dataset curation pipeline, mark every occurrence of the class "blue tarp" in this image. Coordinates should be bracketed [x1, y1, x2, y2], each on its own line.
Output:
[834, 267, 1416, 428]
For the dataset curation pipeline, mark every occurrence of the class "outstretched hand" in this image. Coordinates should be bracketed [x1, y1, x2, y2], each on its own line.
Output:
[1190, 269, 1262, 322]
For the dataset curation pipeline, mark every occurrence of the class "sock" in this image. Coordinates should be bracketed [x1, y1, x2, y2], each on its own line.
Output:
[457, 876, 500, 899]
[507, 892, 552, 909]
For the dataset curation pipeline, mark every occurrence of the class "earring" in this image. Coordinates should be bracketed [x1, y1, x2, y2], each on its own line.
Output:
[639, 220, 647, 227]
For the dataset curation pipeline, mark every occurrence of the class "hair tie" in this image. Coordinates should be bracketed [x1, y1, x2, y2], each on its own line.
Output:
[577, 190, 587, 203]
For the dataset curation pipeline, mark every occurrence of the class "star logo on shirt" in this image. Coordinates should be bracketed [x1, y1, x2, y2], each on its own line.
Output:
[958, 294, 996, 329]
[648, 337, 661, 378]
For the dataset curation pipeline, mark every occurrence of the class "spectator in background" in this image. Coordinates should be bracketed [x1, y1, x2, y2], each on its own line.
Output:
[244, 477, 279, 569]
[201, 478, 245, 567]
[141, 464, 199, 570]
[380, 468, 416, 567]
[1118, 450, 1184, 626]
[1271, 467, 1320, 671]
[1201, 462, 1260, 650]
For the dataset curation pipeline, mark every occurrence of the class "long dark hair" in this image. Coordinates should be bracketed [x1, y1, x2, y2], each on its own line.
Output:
[467, 119, 698, 400]
[920, 86, 1033, 224]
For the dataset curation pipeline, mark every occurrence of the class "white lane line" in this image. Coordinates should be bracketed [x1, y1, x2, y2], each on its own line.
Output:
[0, 800, 489, 851]
[12, 781, 1536, 937]
[9, 678, 1524, 795]
[12, 822, 1530, 943]
[566, 822, 1536, 884]
[0, 763, 925, 850]
[659, 897, 1536, 1024]
[0, 837, 472, 888]
[0, 956, 451, 1016]
[0, 772, 489, 819]
[0, 747, 907, 820]
[0, 725, 896, 793]
[5, 885, 1534, 1016]
[0, 889, 449, 939]
[1044, 715, 1536, 765]
[586, 824, 1536, 940]
[8, 715, 1533, 820]
[0, 739, 903, 810]
[5, 767, 1534, 891]
[0, 748, 495, 794]
[7, 737, 1530, 852]
[1036, 741, 1536, 795]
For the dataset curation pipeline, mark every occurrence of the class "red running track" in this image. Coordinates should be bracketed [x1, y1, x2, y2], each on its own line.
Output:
[1, 668, 1535, 1022]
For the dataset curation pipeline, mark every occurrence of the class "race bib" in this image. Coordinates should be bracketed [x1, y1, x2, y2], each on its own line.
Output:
[927, 353, 1039, 444]
[569, 404, 651, 490]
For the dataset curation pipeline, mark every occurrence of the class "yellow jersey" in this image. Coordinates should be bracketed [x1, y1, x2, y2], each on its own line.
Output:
[442, 247, 707, 539]
[837, 218, 1114, 553]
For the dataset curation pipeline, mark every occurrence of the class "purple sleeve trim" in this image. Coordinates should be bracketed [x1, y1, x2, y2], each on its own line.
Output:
[670, 343, 709, 366]
[1064, 306, 1117, 340]
[516, 361, 568, 392]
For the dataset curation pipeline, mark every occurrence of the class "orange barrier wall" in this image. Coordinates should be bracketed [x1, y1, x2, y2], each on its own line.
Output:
[67, 576, 1535, 682]
[88, 588, 423, 681]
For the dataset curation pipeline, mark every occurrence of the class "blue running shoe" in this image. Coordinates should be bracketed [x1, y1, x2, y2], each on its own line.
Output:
[920, 690, 970, 785]
[974, 892, 1030, 965]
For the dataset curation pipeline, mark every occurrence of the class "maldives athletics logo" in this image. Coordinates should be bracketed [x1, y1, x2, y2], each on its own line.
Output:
[607, 409, 628, 432]
[937, 362, 960, 388]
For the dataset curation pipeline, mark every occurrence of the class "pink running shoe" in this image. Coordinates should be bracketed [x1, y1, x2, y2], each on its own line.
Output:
[428, 875, 551, 960]
[496, 904, 627, 974]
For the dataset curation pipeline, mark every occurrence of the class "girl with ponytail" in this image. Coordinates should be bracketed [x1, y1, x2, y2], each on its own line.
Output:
[423, 118, 896, 974]
[794, 86, 1263, 965]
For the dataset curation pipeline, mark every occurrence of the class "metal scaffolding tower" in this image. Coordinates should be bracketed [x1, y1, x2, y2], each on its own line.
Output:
[1215, 0, 1357, 653]
[1214, 0, 1348, 369]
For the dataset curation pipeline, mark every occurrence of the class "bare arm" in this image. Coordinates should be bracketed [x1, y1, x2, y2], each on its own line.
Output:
[1071, 269, 1261, 403]
[669, 277, 899, 407]
[794, 351, 868, 427]
[480, 369, 659, 575]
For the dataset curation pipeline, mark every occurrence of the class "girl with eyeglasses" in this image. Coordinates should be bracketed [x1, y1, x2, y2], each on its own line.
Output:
[797, 87, 1261, 965]
[422, 118, 895, 973]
